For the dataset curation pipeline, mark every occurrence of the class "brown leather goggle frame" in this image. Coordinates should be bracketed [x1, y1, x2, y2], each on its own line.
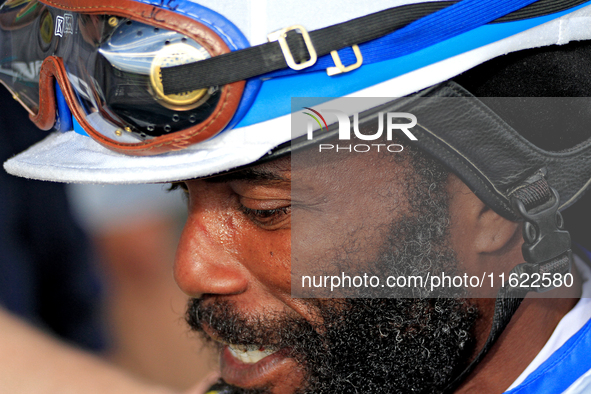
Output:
[30, 0, 244, 156]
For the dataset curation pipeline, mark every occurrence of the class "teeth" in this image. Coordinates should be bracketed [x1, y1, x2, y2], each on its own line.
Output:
[227, 344, 278, 364]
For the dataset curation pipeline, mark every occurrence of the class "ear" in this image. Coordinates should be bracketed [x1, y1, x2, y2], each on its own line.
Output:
[447, 174, 522, 262]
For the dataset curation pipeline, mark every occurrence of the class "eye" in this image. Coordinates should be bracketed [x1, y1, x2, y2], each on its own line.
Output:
[239, 204, 291, 228]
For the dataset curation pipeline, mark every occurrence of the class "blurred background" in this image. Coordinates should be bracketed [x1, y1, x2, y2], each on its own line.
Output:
[66, 182, 217, 390]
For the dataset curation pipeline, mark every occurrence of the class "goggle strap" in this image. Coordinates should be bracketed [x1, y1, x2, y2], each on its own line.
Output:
[161, 1, 454, 94]
[160, 0, 587, 94]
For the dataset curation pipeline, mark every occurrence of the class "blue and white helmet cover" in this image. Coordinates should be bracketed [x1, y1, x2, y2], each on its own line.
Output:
[4, 0, 591, 184]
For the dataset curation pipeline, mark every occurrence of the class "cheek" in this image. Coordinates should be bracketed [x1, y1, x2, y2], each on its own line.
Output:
[237, 228, 292, 295]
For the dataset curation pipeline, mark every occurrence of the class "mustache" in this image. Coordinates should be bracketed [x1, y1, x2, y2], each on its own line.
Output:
[186, 297, 319, 348]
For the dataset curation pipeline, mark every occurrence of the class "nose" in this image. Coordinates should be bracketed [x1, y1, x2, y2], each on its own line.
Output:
[174, 181, 249, 297]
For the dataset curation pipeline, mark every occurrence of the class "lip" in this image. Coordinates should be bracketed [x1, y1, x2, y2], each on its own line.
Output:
[200, 321, 302, 390]
[220, 345, 294, 388]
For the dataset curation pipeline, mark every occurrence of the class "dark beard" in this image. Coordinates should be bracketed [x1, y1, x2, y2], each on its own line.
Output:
[185, 150, 478, 393]
[186, 297, 477, 394]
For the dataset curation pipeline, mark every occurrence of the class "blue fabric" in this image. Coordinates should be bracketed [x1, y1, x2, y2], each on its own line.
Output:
[504, 316, 591, 394]
[72, 115, 88, 136]
[54, 81, 73, 132]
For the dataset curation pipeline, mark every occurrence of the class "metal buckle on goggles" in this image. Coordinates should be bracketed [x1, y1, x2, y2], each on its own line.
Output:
[0, 0, 244, 155]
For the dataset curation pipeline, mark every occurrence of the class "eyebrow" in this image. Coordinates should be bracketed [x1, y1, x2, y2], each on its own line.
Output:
[203, 167, 290, 184]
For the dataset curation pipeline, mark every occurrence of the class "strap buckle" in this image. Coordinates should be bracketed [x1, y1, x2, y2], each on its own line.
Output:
[326, 45, 363, 76]
[510, 176, 572, 292]
[268, 25, 317, 71]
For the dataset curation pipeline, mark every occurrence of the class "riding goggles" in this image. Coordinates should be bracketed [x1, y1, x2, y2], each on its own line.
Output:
[0, 0, 250, 155]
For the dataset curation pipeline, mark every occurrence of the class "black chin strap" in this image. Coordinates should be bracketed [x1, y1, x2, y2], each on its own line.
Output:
[443, 269, 528, 393]
[443, 172, 573, 393]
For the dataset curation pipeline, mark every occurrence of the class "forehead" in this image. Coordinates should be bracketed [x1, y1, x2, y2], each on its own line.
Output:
[203, 156, 291, 185]
[203, 148, 412, 193]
